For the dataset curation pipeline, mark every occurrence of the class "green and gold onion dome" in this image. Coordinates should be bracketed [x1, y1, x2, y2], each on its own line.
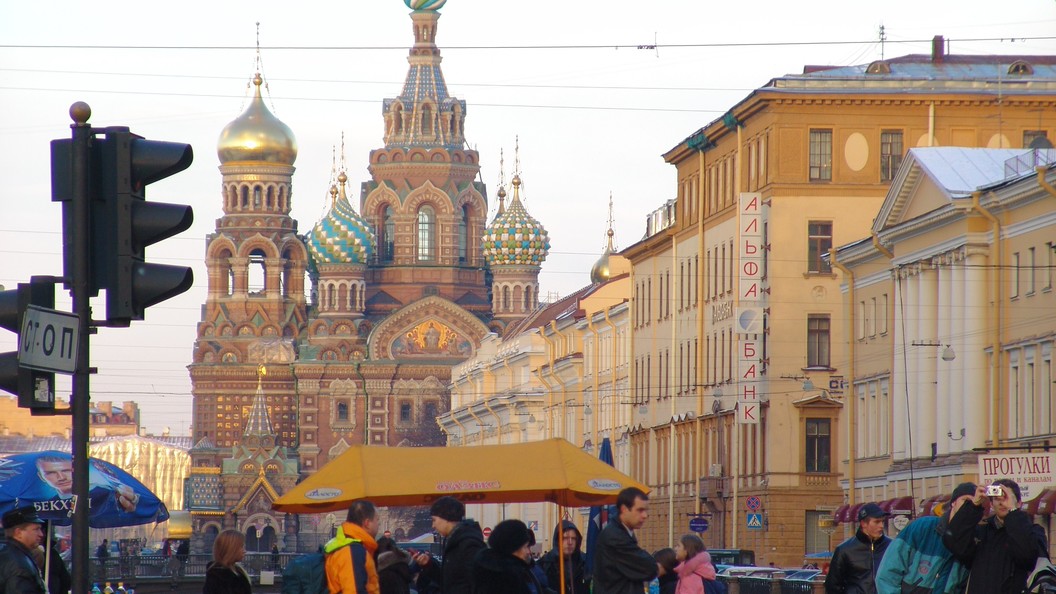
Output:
[404, 0, 446, 10]
[307, 175, 376, 267]
[217, 73, 298, 165]
[482, 175, 549, 267]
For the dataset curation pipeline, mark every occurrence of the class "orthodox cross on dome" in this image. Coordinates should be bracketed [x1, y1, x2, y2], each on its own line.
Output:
[606, 192, 618, 251]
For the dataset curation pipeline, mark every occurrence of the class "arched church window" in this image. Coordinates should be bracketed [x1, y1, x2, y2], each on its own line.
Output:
[392, 104, 403, 135]
[382, 206, 395, 263]
[337, 402, 349, 421]
[253, 186, 262, 208]
[248, 249, 267, 295]
[421, 105, 433, 136]
[458, 205, 469, 263]
[502, 285, 510, 312]
[417, 206, 436, 261]
[240, 186, 249, 209]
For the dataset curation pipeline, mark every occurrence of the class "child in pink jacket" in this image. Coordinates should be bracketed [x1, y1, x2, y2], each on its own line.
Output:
[673, 534, 717, 594]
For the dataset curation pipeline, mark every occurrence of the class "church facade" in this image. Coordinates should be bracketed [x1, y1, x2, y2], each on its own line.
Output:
[184, 0, 550, 552]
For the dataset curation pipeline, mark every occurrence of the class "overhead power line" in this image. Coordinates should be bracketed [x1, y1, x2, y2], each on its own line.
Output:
[2, 36, 1054, 51]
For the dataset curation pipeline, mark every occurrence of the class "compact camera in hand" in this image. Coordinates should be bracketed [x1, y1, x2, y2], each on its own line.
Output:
[986, 485, 1004, 497]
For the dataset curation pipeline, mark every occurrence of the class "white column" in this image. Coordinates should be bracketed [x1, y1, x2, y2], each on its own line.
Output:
[892, 269, 908, 462]
[949, 255, 966, 450]
[936, 259, 952, 456]
[904, 267, 921, 458]
[919, 264, 938, 456]
[963, 249, 989, 448]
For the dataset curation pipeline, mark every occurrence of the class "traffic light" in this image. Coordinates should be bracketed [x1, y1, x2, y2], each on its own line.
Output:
[95, 128, 194, 324]
[0, 278, 56, 410]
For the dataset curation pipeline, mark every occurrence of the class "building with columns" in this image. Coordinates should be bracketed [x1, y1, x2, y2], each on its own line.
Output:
[625, 43, 1056, 565]
[185, 0, 551, 552]
[832, 147, 1056, 545]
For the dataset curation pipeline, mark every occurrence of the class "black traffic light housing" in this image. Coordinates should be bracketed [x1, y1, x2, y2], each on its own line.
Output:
[53, 127, 194, 325]
[0, 278, 56, 409]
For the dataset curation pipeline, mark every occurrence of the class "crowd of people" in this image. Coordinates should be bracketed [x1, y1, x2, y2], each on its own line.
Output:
[2, 478, 1041, 594]
[826, 479, 1047, 594]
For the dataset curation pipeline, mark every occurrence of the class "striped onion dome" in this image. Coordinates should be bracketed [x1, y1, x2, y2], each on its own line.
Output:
[307, 174, 376, 266]
[404, 0, 446, 10]
[482, 175, 549, 267]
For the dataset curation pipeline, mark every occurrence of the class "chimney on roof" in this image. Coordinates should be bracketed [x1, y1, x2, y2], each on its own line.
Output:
[932, 35, 945, 63]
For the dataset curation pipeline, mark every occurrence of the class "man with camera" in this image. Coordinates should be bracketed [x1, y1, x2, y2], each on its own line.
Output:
[943, 479, 1047, 594]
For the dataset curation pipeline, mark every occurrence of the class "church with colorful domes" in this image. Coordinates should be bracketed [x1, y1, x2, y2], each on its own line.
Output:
[184, 0, 554, 551]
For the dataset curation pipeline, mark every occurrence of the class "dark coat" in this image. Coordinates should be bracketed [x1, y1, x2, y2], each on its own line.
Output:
[824, 528, 891, 594]
[203, 561, 253, 594]
[538, 521, 590, 594]
[591, 519, 657, 594]
[471, 548, 533, 594]
[943, 502, 1046, 594]
[0, 539, 47, 594]
[420, 520, 486, 594]
[657, 573, 678, 594]
[377, 549, 413, 594]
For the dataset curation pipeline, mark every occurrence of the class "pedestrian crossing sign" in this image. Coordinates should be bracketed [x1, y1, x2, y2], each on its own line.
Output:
[746, 513, 764, 530]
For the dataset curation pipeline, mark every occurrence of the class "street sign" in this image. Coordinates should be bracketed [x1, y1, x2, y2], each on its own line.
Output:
[746, 496, 761, 510]
[483, 527, 492, 538]
[19, 305, 78, 373]
[746, 513, 763, 530]
[689, 517, 709, 532]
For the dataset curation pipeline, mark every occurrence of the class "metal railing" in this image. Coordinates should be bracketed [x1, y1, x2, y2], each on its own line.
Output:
[719, 576, 825, 594]
[88, 553, 292, 584]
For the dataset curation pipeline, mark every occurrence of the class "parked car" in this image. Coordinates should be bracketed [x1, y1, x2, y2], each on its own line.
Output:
[783, 568, 825, 582]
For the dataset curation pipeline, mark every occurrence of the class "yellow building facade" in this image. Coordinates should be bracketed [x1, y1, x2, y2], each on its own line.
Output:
[833, 148, 1056, 546]
[625, 44, 1056, 565]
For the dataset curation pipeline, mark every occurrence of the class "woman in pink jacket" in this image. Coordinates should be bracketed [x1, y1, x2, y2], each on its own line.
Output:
[673, 534, 718, 594]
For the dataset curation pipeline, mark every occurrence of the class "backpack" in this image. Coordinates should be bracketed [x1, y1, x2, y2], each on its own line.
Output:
[1027, 560, 1056, 594]
[281, 552, 327, 594]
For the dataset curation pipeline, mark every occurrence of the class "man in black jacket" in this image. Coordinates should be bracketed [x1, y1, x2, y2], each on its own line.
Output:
[943, 479, 1046, 594]
[0, 507, 48, 594]
[414, 496, 486, 594]
[825, 502, 891, 594]
[539, 520, 590, 594]
[592, 487, 658, 594]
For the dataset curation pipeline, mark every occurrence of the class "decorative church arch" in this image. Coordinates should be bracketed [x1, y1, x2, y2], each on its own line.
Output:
[404, 181, 454, 216]
[455, 187, 487, 217]
[367, 295, 489, 360]
[237, 234, 280, 259]
[363, 185, 402, 219]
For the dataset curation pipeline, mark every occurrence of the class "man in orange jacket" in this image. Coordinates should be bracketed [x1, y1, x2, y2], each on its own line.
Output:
[325, 500, 381, 594]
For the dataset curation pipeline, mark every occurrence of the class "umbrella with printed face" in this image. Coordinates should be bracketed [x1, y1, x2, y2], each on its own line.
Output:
[0, 450, 169, 528]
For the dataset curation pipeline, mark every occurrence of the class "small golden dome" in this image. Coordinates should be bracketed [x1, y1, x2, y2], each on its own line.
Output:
[217, 73, 298, 165]
[590, 229, 616, 283]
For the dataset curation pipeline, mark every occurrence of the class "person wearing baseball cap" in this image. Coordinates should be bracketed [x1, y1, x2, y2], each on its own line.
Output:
[943, 479, 1047, 594]
[875, 483, 975, 593]
[0, 506, 48, 594]
[824, 502, 891, 594]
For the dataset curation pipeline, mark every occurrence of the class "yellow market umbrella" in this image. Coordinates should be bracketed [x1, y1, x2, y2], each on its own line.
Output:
[272, 438, 648, 513]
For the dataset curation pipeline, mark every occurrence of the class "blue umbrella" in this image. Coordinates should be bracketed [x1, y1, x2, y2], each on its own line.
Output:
[585, 437, 616, 575]
[0, 450, 169, 528]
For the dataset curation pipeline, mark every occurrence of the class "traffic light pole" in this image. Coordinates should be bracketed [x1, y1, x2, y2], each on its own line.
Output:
[69, 102, 93, 594]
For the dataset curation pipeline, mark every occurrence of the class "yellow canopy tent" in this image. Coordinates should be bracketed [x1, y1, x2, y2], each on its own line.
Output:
[272, 438, 648, 513]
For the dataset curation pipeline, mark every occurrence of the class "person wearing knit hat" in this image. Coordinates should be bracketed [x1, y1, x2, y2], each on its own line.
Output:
[943, 479, 1048, 594]
[471, 520, 542, 594]
[875, 483, 975, 593]
[413, 496, 485, 594]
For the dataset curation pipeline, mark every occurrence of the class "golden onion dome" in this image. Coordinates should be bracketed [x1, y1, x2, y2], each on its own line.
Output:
[590, 229, 616, 283]
[217, 73, 298, 165]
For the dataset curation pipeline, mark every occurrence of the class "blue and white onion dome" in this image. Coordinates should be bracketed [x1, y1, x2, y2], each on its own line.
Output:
[307, 174, 376, 267]
[482, 175, 550, 267]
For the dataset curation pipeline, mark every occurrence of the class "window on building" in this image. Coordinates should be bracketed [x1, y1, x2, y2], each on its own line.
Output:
[400, 402, 412, 423]
[809, 129, 833, 181]
[248, 249, 267, 294]
[804, 510, 830, 554]
[808, 222, 833, 273]
[336, 402, 348, 421]
[1028, 247, 1036, 295]
[1012, 251, 1021, 299]
[458, 206, 469, 263]
[805, 418, 831, 473]
[381, 206, 395, 262]
[417, 205, 436, 261]
[807, 315, 831, 368]
[880, 130, 904, 182]
[1047, 242, 1054, 292]
[1024, 130, 1050, 149]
